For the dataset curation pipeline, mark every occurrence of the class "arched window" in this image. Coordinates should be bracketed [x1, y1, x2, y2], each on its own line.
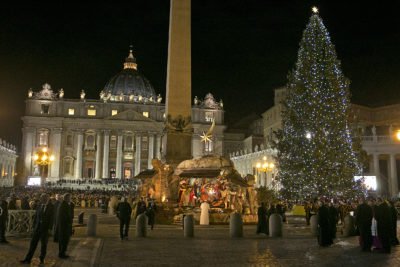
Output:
[125, 135, 133, 150]
[38, 131, 48, 146]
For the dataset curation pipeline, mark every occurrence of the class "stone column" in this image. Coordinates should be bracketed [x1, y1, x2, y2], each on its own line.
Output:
[155, 134, 161, 159]
[95, 132, 102, 180]
[75, 130, 84, 179]
[373, 153, 380, 194]
[116, 133, 123, 179]
[50, 128, 62, 179]
[390, 154, 398, 197]
[102, 130, 110, 178]
[148, 134, 154, 169]
[135, 134, 142, 176]
[22, 127, 35, 177]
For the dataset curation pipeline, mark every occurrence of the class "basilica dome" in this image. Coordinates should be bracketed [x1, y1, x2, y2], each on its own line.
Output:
[103, 48, 156, 101]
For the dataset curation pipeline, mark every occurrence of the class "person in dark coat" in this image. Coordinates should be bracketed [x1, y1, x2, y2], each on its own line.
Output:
[147, 202, 157, 230]
[57, 193, 73, 258]
[7, 195, 17, 210]
[256, 202, 268, 235]
[317, 200, 332, 246]
[135, 197, 147, 219]
[389, 201, 399, 246]
[356, 198, 373, 252]
[20, 194, 54, 264]
[328, 202, 338, 239]
[53, 194, 63, 243]
[21, 197, 31, 210]
[116, 197, 132, 240]
[374, 198, 392, 253]
[0, 196, 9, 244]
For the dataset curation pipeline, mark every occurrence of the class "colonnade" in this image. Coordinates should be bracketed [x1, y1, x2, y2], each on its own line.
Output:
[73, 130, 162, 180]
[372, 153, 399, 197]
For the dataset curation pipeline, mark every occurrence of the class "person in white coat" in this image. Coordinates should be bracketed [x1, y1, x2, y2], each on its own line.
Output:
[200, 201, 210, 225]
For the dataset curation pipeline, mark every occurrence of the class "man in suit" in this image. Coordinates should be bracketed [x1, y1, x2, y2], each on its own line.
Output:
[116, 197, 132, 240]
[20, 193, 54, 264]
[0, 196, 9, 244]
[57, 193, 73, 259]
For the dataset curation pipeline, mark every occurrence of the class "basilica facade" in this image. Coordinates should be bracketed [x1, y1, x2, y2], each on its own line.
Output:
[21, 49, 225, 182]
[0, 138, 17, 187]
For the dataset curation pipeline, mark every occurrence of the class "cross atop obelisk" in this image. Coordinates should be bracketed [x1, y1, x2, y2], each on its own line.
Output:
[164, 0, 192, 164]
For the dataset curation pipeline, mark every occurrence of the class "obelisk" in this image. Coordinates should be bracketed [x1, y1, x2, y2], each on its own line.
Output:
[164, 0, 192, 164]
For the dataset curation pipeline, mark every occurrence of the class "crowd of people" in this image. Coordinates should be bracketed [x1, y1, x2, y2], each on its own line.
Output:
[45, 178, 140, 192]
[309, 197, 399, 253]
[0, 192, 74, 264]
[0, 186, 135, 212]
[0, 187, 158, 264]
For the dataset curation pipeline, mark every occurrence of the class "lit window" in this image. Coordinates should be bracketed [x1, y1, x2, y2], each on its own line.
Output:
[143, 112, 149, 118]
[112, 110, 118, 116]
[68, 108, 75, 115]
[41, 104, 50, 114]
[205, 111, 213, 122]
[87, 109, 96, 116]
[163, 113, 166, 119]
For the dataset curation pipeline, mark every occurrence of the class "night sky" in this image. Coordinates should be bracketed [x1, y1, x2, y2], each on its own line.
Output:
[0, 0, 399, 150]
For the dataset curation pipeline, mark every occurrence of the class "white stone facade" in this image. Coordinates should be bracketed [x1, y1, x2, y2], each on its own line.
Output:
[21, 87, 225, 182]
[0, 139, 17, 187]
[21, 52, 226, 183]
[229, 87, 400, 197]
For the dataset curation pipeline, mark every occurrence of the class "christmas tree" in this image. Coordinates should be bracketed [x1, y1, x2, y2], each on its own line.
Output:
[274, 7, 365, 200]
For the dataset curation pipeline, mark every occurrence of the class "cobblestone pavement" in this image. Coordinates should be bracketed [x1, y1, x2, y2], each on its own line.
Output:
[1, 209, 399, 267]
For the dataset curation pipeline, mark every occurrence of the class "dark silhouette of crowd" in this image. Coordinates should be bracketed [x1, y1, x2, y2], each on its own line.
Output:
[309, 197, 399, 253]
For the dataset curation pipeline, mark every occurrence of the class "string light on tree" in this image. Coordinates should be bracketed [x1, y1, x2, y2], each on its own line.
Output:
[273, 7, 366, 199]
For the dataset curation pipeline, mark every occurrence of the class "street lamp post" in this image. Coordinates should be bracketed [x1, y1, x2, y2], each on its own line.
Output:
[33, 147, 55, 186]
[255, 156, 275, 187]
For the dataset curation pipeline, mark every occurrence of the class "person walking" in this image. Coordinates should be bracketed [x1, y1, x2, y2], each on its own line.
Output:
[20, 194, 54, 264]
[0, 196, 9, 244]
[116, 197, 132, 240]
[57, 193, 73, 259]
[256, 202, 268, 235]
[356, 198, 373, 252]
[317, 200, 332, 247]
[146, 202, 157, 230]
[374, 198, 392, 253]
